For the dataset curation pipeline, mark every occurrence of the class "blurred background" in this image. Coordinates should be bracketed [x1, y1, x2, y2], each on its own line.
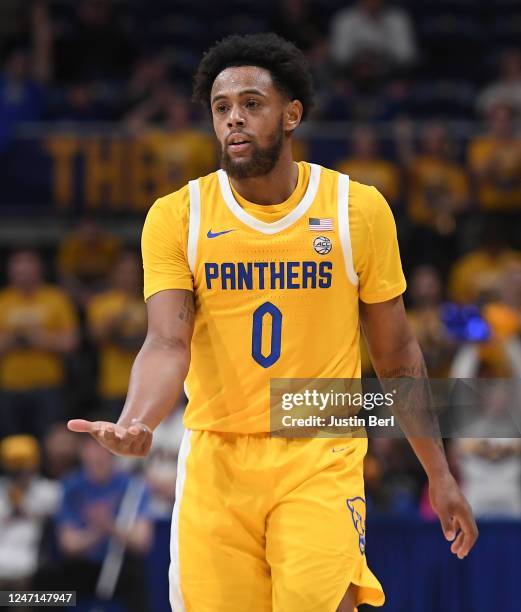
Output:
[0, 0, 520, 610]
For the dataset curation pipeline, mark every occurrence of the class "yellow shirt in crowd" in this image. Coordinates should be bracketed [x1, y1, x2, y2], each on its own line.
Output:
[58, 233, 121, 283]
[448, 249, 521, 304]
[87, 290, 147, 399]
[139, 129, 217, 194]
[0, 286, 78, 390]
[408, 156, 469, 228]
[468, 136, 521, 211]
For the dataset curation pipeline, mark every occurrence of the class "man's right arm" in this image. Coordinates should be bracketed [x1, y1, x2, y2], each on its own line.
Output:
[68, 288, 194, 456]
[118, 288, 194, 431]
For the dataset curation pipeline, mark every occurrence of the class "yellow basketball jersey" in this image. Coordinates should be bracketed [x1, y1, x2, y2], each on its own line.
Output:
[142, 161, 406, 433]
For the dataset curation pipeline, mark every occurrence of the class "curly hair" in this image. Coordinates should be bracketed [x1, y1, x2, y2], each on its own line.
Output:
[193, 33, 314, 120]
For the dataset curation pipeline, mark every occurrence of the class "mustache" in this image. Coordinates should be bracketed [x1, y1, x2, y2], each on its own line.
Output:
[225, 132, 256, 145]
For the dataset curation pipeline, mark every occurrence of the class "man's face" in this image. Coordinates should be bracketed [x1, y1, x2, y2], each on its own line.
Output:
[80, 437, 113, 483]
[8, 252, 42, 290]
[211, 66, 288, 179]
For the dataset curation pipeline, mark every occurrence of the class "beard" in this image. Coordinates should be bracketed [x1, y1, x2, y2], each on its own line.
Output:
[220, 118, 284, 179]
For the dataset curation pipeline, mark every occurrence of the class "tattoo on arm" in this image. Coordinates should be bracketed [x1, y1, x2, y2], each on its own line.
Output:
[379, 361, 429, 379]
[380, 356, 444, 450]
[178, 292, 195, 324]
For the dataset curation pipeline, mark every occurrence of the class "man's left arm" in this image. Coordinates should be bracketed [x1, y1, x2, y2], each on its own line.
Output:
[360, 295, 478, 559]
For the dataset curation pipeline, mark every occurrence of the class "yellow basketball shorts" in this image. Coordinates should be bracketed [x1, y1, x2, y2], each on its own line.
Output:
[169, 430, 384, 611]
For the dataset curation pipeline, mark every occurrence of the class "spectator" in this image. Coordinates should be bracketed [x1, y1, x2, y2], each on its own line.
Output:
[87, 252, 147, 421]
[468, 103, 521, 212]
[478, 263, 521, 377]
[125, 88, 216, 193]
[408, 122, 469, 236]
[407, 266, 456, 377]
[0, 45, 45, 153]
[452, 383, 521, 518]
[41, 422, 79, 480]
[477, 48, 521, 118]
[330, 0, 417, 74]
[121, 51, 171, 116]
[483, 263, 521, 338]
[57, 216, 121, 307]
[0, 250, 78, 440]
[448, 223, 521, 304]
[336, 124, 400, 206]
[321, 53, 409, 122]
[55, 436, 152, 612]
[0, 435, 61, 591]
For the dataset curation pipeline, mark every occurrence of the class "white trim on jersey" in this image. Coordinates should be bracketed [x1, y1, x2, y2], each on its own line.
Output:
[216, 163, 322, 235]
[169, 428, 192, 612]
[337, 173, 359, 287]
[187, 180, 201, 274]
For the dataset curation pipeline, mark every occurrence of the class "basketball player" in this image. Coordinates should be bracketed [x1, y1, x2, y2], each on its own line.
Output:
[69, 33, 478, 612]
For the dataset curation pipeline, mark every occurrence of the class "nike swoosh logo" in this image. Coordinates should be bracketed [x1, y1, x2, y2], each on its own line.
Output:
[207, 229, 235, 238]
[332, 447, 347, 453]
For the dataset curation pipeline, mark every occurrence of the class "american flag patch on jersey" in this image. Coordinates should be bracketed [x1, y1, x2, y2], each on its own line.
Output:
[309, 217, 333, 231]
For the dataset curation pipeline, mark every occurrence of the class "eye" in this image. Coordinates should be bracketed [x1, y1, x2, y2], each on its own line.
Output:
[215, 103, 228, 114]
[246, 99, 259, 109]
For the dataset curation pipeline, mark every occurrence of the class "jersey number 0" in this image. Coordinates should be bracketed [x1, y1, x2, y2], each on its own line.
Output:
[252, 302, 282, 368]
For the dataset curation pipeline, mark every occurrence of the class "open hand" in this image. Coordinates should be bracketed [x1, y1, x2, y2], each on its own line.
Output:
[67, 418, 153, 457]
[429, 472, 478, 559]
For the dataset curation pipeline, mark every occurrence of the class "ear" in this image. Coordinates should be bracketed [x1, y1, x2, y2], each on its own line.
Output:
[284, 99, 303, 134]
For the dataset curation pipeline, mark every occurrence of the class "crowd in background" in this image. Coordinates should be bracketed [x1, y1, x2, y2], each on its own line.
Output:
[0, 0, 520, 136]
[0, 0, 521, 608]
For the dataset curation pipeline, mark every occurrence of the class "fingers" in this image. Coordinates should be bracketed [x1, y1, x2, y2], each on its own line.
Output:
[127, 420, 153, 456]
[67, 419, 97, 433]
[450, 528, 466, 558]
[68, 417, 153, 457]
[97, 421, 151, 457]
[451, 508, 479, 559]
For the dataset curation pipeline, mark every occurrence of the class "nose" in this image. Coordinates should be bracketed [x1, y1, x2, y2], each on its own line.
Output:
[227, 103, 245, 128]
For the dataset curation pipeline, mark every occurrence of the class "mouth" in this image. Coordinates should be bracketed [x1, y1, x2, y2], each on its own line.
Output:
[227, 134, 252, 153]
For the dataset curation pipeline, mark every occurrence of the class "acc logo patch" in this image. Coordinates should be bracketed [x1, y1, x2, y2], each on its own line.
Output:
[313, 235, 332, 255]
[346, 497, 366, 555]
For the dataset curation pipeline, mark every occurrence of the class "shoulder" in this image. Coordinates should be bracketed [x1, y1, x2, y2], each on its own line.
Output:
[320, 167, 389, 220]
[348, 180, 390, 223]
[40, 285, 73, 303]
[147, 170, 214, 216]
[0, 287, 14, 303]
[146, 170, 219, 225]
[149, 183, 190, 220]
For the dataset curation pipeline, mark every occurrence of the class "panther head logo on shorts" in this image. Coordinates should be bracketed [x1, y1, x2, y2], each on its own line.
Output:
[346, 497, 366, 555]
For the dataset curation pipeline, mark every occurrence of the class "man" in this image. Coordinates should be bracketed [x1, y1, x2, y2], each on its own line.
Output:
[55, 435, 152, 612]
[69, 33, 478, 612]
[87, 251, 147, 420]
[0, 435, 61, 592]
[0, 250, 78, 439]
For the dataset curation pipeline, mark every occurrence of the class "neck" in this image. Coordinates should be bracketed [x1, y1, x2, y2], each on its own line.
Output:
[228, 148, 298, 205]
